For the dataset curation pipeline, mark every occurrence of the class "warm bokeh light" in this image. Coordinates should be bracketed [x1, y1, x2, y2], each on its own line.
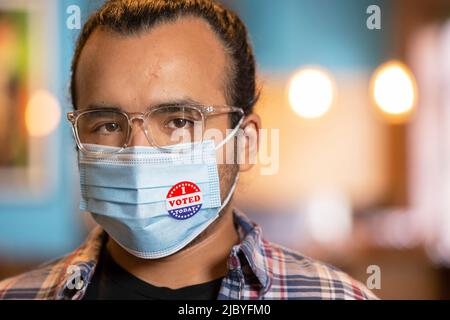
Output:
[288, 67, 335, 119]
[371, 61, 417, 122]
[25, 90, 61, 137]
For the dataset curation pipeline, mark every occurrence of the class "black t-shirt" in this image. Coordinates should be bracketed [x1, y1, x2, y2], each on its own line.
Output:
[83, 247, 223, 300]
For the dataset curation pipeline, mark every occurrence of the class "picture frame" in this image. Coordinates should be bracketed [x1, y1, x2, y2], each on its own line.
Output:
[0, 0, 59, 201]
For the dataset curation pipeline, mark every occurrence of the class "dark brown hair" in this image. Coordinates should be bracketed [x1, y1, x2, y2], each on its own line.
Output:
[70, 0, 259, 125]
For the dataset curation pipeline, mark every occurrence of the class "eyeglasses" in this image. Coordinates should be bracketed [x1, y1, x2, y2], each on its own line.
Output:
[67, 104, 244, 154]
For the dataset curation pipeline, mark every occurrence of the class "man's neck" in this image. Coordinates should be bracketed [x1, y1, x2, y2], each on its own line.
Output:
[106, 207, 240, 289]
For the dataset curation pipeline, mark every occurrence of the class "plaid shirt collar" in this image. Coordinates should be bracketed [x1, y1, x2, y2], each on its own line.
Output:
[53, 209, 272, 299]
[228, 210, 272, 293]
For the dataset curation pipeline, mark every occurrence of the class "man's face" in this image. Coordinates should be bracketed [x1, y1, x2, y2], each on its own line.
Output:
[75, 17, 237, 205]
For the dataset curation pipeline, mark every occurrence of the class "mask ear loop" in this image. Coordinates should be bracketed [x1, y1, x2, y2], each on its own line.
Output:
[215, 115, 245, 213]
[218, 172, 240, 213]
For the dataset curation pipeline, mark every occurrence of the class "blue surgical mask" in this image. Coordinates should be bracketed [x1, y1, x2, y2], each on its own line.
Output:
[78, 127, 240, 259]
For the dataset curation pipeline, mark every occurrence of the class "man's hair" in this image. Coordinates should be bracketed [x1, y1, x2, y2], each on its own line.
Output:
[70, 0, 259, 124]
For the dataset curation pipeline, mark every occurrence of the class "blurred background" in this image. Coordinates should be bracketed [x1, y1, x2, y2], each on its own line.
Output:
[1, 0, 450, 299]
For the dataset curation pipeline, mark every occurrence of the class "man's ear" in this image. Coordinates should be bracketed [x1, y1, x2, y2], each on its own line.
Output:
[238, 113, 261, 172]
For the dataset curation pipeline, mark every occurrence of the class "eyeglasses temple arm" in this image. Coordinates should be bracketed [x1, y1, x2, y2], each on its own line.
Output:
[205, 106, 244, 116]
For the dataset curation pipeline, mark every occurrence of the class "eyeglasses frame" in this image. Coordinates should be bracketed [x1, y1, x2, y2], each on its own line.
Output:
[67, 104, 245, 155]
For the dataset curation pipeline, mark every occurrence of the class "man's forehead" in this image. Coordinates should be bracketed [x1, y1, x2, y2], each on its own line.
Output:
[75, 17, 229, 110]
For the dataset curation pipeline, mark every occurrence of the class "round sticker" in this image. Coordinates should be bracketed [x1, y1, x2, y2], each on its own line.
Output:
[166, 181, 203, 220]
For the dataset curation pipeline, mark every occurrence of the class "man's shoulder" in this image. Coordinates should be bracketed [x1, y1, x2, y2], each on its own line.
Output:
[0, 255, 70, 300]
[261, 240, 378, 300]
[0, 227, 105, 300]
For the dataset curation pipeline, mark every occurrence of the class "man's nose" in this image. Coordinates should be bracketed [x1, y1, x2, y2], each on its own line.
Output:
[127, 121, 153, 147]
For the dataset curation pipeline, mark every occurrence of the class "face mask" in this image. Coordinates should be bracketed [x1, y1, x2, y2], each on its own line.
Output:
[78, 124, 241, 259]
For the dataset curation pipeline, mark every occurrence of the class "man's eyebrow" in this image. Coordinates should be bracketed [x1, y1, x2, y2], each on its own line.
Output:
[148, 98, 204, 110]
[81, 98, 205, 112]
[83, 104, 122, 111]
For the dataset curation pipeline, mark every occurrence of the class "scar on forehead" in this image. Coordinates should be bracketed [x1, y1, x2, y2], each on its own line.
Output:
[143, 61, 162, 81]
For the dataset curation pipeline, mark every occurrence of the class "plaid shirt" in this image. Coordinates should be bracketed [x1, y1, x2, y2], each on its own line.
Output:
[0, 209, 377, 300]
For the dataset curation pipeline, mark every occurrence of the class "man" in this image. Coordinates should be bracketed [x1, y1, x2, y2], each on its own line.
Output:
[0, 0, 377, 300]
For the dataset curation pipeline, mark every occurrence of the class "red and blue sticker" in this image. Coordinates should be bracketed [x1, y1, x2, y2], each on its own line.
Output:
[166, 181, 203, 220]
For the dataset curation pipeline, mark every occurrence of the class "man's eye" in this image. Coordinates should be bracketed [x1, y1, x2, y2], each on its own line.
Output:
[166, 118, 194, 129]
[94, 122, 122, 133]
